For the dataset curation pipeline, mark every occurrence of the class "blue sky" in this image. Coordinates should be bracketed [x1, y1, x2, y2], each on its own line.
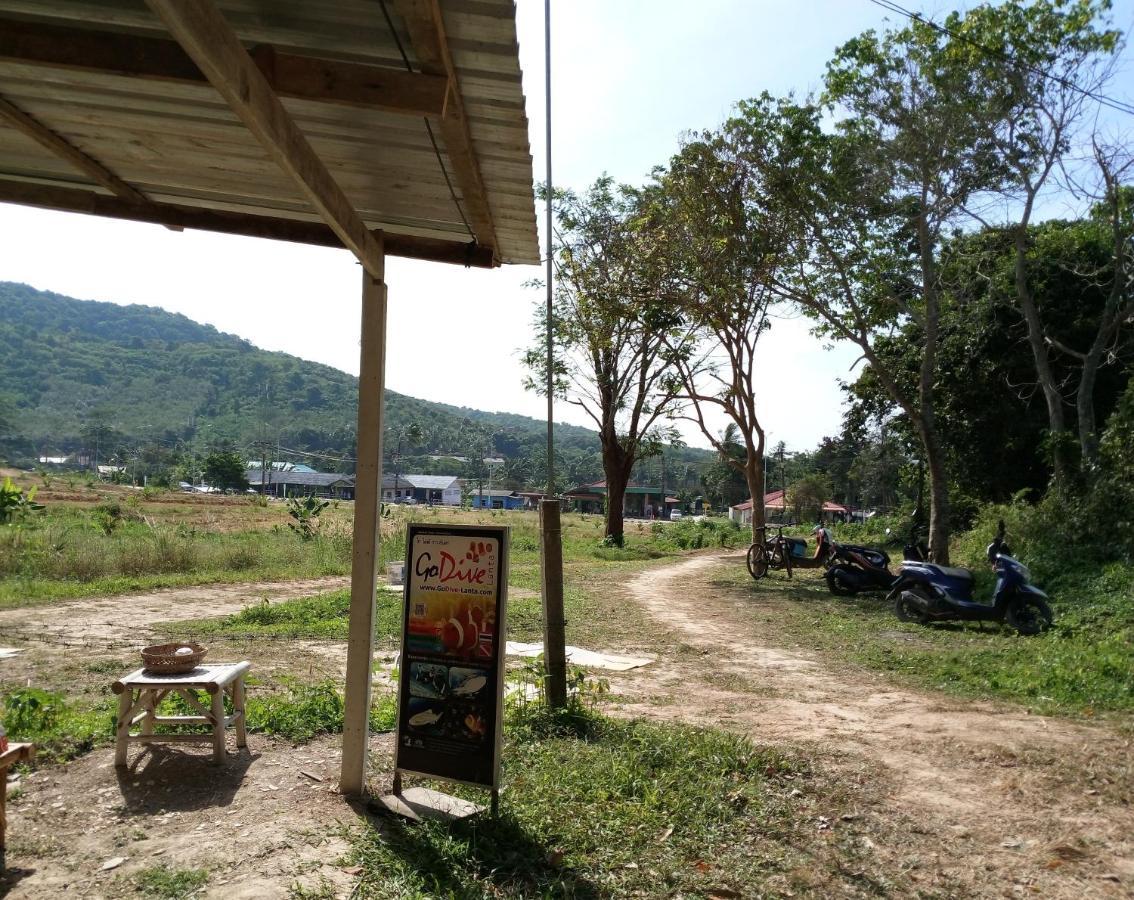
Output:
[2, 0, 1132, 452]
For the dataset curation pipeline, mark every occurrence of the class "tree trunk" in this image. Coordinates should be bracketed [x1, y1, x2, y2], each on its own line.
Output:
[917, 214, 951, 564]
[923, 427, 951, 565]
[1013, 227, 1069, 485]
[600, 429, 632, 545]
[604, 461, 629, 545]
[1078, 350, 1102, 469]
[743, 454, 765, 544]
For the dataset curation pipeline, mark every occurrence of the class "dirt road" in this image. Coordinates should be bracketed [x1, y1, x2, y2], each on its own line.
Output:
[0, 576, 350, 644]
[617, 554, 1133, 898]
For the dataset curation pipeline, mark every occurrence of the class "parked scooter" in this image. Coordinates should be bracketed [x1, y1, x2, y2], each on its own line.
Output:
[886, 521, 1054, 635]
[825, 538, 895, 595]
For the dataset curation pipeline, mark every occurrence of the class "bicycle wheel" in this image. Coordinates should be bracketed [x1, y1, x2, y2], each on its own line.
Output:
[746, 543, 768, 579]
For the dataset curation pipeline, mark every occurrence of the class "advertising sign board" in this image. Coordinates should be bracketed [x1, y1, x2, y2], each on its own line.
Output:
[394, 523, 509, 789]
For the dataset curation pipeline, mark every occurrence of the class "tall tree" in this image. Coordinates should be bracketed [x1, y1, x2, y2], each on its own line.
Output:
[652, 117, 786, 541]
[524, 178, 694, 545]
[749, 9, 1003, 561]
[203, 448, 249, 492]
[957, 0, 1122, 481]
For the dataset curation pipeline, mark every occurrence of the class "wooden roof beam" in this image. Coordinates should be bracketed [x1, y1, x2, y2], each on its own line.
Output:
[0, 178, 497, 267]
[0, 94, 181, 230]
[0, 17, 449, 117]
[143, 0, 385, 279]
[393, 0, 500, 262]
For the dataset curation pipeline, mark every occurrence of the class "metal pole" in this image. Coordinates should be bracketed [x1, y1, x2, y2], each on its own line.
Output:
[544, 0, 554, 497]
[538, 0, 567, 710]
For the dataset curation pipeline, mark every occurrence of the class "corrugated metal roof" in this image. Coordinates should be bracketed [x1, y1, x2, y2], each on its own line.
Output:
[246, 469, 353, 487]
[0, 0, 538, 265]
[399, 473, 460, 490]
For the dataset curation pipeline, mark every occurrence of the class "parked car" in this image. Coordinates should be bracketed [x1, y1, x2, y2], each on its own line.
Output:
[669, 509, 683, 521]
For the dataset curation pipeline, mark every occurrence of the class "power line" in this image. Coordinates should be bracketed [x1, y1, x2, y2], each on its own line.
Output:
[867, 0, 1134, 118]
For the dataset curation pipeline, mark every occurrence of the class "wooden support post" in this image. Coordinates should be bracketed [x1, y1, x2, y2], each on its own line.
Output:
[539, 499, 567, 708]
[209, 687, 225, 765]
[340, 251, 388, 796]
[233, 678, 248, 749]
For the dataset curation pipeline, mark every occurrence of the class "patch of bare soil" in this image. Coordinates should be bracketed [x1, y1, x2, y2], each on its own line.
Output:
[0, 577, 350, 644]
[2, 734, 391, 899]
[612, 554, 1133, 898]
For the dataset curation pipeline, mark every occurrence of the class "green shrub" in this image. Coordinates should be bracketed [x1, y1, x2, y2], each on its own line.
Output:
[2, 687, 113, 760]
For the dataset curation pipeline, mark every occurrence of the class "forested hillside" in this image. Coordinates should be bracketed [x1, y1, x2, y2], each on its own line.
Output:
[0, 282, 710, 487]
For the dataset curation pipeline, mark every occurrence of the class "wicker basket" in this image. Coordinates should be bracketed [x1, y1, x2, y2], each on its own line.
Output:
[141, 642, 207, 674]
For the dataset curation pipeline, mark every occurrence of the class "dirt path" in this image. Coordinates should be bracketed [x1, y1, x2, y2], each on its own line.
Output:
[0, 576, 350, 643]
[616, 554, 1133, 898]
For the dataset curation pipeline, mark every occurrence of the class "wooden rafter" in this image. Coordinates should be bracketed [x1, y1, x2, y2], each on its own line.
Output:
[0, 18, 449, 117]
[393, 0, 500, 262]
[0, 178, 497, 267]
[143, 0, 385, 279]
[0, 94, 182, 230]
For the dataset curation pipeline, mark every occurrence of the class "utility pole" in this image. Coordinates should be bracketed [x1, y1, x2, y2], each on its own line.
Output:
[539, 0, 567, 710]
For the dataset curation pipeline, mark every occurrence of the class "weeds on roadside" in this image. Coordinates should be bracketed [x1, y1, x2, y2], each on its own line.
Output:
[134, 864, 209, 899]
[1, 687, 114, 761]
[244, 679, 398, 742]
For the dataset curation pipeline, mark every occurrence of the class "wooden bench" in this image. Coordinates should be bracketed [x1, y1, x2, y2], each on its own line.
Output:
[112, 662, 250, 767]
[1, 742, 34, 870]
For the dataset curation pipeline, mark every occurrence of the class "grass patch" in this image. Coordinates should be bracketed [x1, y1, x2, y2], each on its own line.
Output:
[244, 678, 397, 742]
[134, 864, 209, 899]
[180, 589, 402, 643]
[0, 502, 742, 606]
[352, 706, 812, 898]
[153, 678, 399, 743]
[1, 687, 114, 762]
[715, 560, 1134, 717]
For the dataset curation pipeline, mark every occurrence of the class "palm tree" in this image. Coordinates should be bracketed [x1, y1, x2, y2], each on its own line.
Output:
[390, 423, 424, 500]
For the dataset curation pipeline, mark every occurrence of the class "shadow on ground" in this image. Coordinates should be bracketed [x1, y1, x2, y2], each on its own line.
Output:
[114, 745, 256, 813]
[363, 809, 601, 899]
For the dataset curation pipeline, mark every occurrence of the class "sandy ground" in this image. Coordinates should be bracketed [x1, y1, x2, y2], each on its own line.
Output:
[1, 557, 1131, 898]
[614, 554, 1134, 898]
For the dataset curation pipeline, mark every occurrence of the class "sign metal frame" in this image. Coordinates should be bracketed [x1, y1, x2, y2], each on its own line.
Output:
[390, 522, 509, 812]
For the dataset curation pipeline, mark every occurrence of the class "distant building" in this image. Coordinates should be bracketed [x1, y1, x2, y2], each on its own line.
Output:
[245, 461, 317, 473]
[469, 489, 524, 510]
[731, 489, 849, 525]
[382, 473, 461, 506]
[245, 469, 354, 499]
[563, 480, 674, 518]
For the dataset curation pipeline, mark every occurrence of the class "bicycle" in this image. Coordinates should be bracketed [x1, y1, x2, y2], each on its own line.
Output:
[746, 524, 794, 580]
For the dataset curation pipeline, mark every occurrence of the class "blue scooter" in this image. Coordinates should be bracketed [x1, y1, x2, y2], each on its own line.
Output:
[885, 521, 1054, 636]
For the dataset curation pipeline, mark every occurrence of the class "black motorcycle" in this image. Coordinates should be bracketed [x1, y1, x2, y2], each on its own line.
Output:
[825, 539, 895, 595]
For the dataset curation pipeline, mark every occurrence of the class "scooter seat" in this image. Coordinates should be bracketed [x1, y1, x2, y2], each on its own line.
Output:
[933, 565, 973, 581]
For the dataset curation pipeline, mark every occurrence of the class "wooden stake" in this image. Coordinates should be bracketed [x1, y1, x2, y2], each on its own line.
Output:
[340, 257, 388, 796]
[539, 499, 567, 708]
